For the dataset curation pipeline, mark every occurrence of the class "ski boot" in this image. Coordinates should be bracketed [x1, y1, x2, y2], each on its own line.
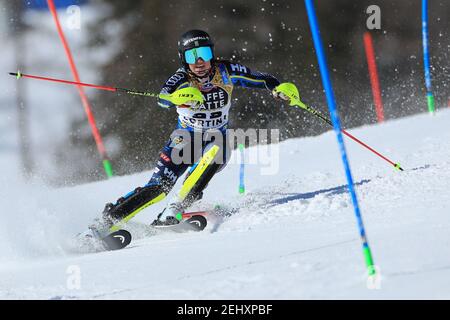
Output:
[81, 202, 116, 240]
[151, 202, 184, 227]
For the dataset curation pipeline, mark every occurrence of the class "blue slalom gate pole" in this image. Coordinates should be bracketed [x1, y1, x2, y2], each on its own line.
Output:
[422, 0, 435, 114]
[304, 0, 376, 276]
[238, 144, 245, 194]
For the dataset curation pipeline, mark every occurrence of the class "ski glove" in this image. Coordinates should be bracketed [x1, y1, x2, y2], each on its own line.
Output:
[273, 83, 302, 107]
[159, 87, 204, 106]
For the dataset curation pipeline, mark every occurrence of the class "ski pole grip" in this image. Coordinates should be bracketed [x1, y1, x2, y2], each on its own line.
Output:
[9, 71, 22, 79]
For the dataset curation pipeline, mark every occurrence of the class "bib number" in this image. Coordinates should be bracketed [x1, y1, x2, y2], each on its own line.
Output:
[192, 111, 223, 119]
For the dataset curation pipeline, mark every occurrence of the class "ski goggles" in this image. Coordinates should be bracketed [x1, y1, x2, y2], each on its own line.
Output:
[184, 46, 213, 64]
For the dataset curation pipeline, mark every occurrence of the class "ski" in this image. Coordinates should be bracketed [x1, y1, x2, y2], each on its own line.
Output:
[79, 213, 207, 252]
[75, 227, 132, 252]
[172, 214, 208, 233]
[75, 205, 237, 253]
[151, 212, 208, 233]
[101, 229, 132, 250]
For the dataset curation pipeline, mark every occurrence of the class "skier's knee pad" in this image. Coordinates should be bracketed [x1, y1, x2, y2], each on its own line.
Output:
[203, 139, 231, 174]
[181, 162, 221, 208]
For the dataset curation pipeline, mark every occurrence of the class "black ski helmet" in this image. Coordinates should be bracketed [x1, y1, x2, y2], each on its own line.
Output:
[178, 29, 215, 67]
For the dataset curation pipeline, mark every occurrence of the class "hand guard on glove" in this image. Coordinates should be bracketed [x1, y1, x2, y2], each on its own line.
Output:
[159, 87, 204, 107]
[272, 83, 301, 107]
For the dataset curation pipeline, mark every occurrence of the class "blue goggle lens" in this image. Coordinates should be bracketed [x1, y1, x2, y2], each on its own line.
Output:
[184, 46, 213, 64]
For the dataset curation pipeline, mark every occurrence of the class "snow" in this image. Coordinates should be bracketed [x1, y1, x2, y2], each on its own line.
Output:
[1, 108, 450, 299]
[1, 1, 449, 301]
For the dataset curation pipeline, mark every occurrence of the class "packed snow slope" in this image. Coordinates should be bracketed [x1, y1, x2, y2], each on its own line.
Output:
[1, 109, 450, 299]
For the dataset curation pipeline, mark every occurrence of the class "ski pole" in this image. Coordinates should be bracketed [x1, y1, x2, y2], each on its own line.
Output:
[274, 83, 403, 171]
[297, 101, 403, 171]
[9, 71, 204, 105]
[9, 71, 158, 97]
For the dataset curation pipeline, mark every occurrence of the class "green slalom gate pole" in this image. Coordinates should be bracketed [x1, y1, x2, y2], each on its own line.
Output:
[102, 159, 114, 178]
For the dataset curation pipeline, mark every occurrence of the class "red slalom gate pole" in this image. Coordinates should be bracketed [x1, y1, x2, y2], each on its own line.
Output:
[363, 32, 385, 123]
[47, 0, 114, 178]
